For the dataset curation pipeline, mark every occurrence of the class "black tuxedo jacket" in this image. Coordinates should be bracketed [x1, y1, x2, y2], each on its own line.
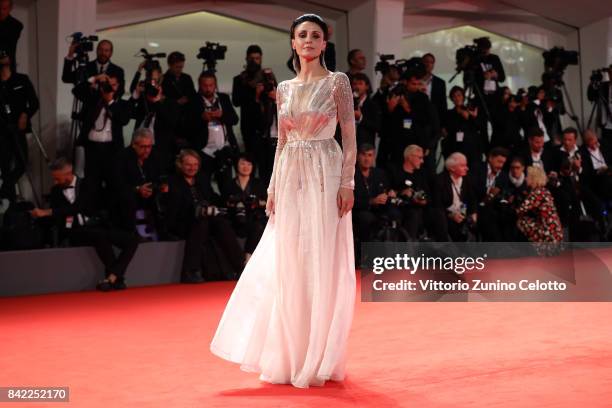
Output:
[356, 95, 381, 147]
[580, 142, 612, 180]
[73, 82, 133, 150]
[429, 75, 447, 124]
[471, 162, 510, 203]
[62, 58, 125, 97]
[354, 167, 389, 211]
[519, 146, 559, 174]
[185, 92, 239, 152]
[48, 176, 102, 238]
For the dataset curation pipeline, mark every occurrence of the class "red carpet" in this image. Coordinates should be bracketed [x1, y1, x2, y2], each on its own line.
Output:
[1, 273, 611, 407]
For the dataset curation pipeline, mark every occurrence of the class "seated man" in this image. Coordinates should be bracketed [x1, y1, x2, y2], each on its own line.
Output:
[29, 158, 139, 291]
[165, 149, 245, 283]
[472, 147, 510, 241]
[219, 153, 268, 264]
[387, 145, 432, 240]
[580, 128, 612, 203]
[432, 152, 478, 242]
[114, 128, 168, 235]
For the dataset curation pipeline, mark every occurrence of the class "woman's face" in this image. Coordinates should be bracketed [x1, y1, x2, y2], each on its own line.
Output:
[292, 21, 326, 63]
[451, 90, 464, 107]
[237, 158, 253, 177]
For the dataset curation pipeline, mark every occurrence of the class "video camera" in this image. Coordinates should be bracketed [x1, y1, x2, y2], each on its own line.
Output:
[197, 42, 227, 73]
[68, 32, 99, 61]
[136, 48, 167, 98]
[542, 47, 579, 80]
[589, 66, 611, 87]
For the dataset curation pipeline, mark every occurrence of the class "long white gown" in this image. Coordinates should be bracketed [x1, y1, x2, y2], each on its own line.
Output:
[209, 70, 357, 388]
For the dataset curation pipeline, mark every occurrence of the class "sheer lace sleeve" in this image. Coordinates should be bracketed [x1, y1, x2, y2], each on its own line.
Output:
[267, 81, 287, 195]
[333, 72, 357, 190]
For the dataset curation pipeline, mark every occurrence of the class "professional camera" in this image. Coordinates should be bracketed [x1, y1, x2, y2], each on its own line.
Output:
[99, 80, 113, 94]
[589, 67, 610, 87]
[388, 196, 409, 207]
[374, 54, 396, 75]
[194, 200, 227, 219]
[68, 32, 99, 61]
[214, 145, 240, 175]
[543, 47, 578, 73]
[226, 194, 267, 225]
[413, 190, 427, 202]
[136, 48, 167, 98]
[197, 42, 227, 73]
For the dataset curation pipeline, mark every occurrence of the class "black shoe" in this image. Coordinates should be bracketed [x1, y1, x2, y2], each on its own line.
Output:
[96, 278, 115, 292]
[113, 277, 127, 290]
[181, 270, 205, 284]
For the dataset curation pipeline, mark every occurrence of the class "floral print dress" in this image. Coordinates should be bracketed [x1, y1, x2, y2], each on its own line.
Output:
[516, 187, 563, 250]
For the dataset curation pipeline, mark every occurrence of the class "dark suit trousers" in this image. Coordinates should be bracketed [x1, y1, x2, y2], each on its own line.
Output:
[69, 227, 139, 278]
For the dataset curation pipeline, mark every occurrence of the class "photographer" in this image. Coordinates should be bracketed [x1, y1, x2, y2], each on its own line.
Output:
[0, 0, 23, 72]
[490, 94, 523, 152]
[62, 39, 125, 98]
[587, 65, 612, 144]
[351, 72, 381, 148]
[386, 69, 435, 171]
[421, 53, 447, 125]
[524, 86, 555, 145]
[113, 128, 168, 234]
[252, 67, 278, 185]
[372, 64, 401, 168]
[219, 153, 267, 263]
[432, 152, 477, 242]
[29, 158, 139, 292]
[519, 127, 558, 175]
[232, 45, 265, 155]
[500, 156, 529, 241]
[166, 149, 245, 283]
[352, 144, 396, 250]
[73, 71, 133, 201]
[186, 71, 239, 187]
[442, 86, 481, 169]
[161, 51, 195, 106]
[580, 129, 612, 202]
[0, 52, 39, 202]
[388, 145, 434, 241]
[346, 49, 368, 83]
[130, 64, 181, 172]
[472, 147, 510, 241]
[466, 37, 505, 98]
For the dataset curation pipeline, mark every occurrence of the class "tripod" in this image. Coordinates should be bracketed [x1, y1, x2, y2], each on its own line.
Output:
[557, 78, 583, 134]
[586, 82, 611, 131]
[68, 52, 91, 160]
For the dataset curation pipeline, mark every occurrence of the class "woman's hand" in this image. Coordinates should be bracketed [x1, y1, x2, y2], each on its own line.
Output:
[337, 187, 354, 218]
[266, 193, 275, 216]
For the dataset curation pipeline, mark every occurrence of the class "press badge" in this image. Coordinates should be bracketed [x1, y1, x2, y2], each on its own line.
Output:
[66, 216, 74, 229]
[456, 132, 464, 142]
[403, 118, 412, 129]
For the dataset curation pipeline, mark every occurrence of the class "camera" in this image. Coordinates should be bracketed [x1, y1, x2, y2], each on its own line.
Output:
[374, 54, 396, 75]
[542, 47, 579, 78]
[413, 190, 427, 202]
[69, 32, 99, 60]
[197, 42, 227, 73]
[590, 67, 610, 87]
[136, 48, 167, 98]
[194, 200, 227, 219]
[99, 80, 113, 94]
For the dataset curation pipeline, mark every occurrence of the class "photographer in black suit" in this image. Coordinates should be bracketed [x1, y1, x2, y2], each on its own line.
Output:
[580, 129, 612, 202]
[29, 158, 139, 291]
[388, 145, 433, 240]
[587, 65, 612, 144]
[130, 65, 181, 172]
[421, 53, 447, 126]
[220, 153, 267, 263]
[442, 86, 481, 169]
[519, 127, 559, 175]
[62, 39, 125, 97]
[472, 147, 510, 241]
[73, 72, 133, 200]
[161, 51, 195, 106]
[166, 149, 245, 283]
[186, 71, 239, 187]
[114, 128, 168, 234]
[0, 0, 23, 72]
[232, 45, 264, 155]
[351, 72, 381, 148]
[0, 52, 39, 202]
[467, 37, 505, 100]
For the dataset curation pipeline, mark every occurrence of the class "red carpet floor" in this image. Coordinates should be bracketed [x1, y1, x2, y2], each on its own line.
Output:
[1, 272, 611, 407]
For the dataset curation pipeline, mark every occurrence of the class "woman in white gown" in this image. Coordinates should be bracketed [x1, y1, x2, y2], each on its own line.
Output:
[209, 13, 357, 389]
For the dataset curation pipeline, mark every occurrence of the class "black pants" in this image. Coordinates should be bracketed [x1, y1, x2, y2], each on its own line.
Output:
[0, 129, 28, 202]
[85, 141, 117, 194]
[232, 214, 266, 254]
[69, 227, 139, 279]
[181, 216, 245, 278]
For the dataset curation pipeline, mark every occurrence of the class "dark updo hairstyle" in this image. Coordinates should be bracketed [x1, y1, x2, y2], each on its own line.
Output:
[289, 14, 329, 73]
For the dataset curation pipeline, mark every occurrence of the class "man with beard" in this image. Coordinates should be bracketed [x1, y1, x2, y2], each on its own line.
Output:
[62, 39, 125, 98]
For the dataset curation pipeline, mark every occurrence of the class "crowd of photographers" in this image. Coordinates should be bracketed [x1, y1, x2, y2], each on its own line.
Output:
[2, 0, 612, 290]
